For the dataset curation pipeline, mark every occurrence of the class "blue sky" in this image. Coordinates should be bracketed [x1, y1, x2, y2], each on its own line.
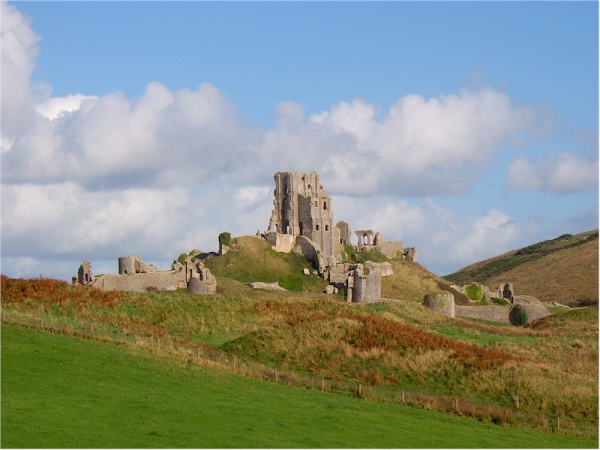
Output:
[2, 1, 598, 281]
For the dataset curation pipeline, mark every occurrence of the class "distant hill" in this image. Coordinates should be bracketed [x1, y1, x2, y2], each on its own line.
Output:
[443, 230, 599, 305]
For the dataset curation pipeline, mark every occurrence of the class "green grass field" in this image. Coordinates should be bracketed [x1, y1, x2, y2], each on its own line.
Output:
[3, 324, 596, 448]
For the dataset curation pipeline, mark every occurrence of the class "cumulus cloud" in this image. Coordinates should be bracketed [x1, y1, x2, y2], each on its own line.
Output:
[36, 93, 100, 120]
[328, 196, 537, 276]
[0, 1, 593, 282]
[507, 153, 599, 194]
[1, 1, 41, 142]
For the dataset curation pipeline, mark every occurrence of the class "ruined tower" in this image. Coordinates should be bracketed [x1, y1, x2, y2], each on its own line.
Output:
[267, 172, 335, 259]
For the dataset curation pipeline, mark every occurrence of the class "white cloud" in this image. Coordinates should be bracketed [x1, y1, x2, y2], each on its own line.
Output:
[36, 93, 100, 120]
[1, 1, 41, 139]
[0, 1, 594, 282]
[507, 153, 599, 194]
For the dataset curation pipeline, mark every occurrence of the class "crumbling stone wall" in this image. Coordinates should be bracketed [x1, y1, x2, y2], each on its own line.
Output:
[424, 293, 455, 318]
[94, 270, 187, 292]
[509, 303, 548, 325]
[403, 247, 418, 262]
[75, 261, 93, 285]
[265, 233, 297, 253]
[498, 282, 514, 302]
[267, 172, 335, 261]
[346, 261, 393, 303]
[118, 256, 158, 275]
[378, 241, 404, 259]
[75, 257, 216, 294]
[335, 221, 351, 245]
[454, 305, 511, 324]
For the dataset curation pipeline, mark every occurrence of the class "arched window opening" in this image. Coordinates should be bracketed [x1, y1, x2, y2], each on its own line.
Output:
[323, 201, 327, 210]
[325, 224, 329, 231]
[316, 224, 320, 231]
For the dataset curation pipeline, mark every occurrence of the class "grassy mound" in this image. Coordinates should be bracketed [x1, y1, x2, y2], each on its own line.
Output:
[203, 236, 327, 292]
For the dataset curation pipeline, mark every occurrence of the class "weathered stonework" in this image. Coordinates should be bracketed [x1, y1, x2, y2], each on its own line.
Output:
[73, 260, 93, 285]
[424, 293, 455, 318]
[378, 241, 404, 260]
[261, 172, 414, 302]
[335, 221, 351, 245]
[118, 256, 158, 275]
[424, 283, 549, 326]
[403, 247, 418, 262]
[455, 305, 511, 324]
[75, 257, 216, 294]
[267, 172, 336, 262]
[346, 262, 392, 303]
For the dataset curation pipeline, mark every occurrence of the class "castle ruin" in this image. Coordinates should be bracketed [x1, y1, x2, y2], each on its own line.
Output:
[264, 171, 417, 303]
[73, 171, 417, 302]
[74, 253, 216, 294]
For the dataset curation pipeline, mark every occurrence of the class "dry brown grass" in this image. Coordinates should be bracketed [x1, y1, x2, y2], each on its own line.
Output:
[485, 239, 598, 304]
[2, 275, 597, 436]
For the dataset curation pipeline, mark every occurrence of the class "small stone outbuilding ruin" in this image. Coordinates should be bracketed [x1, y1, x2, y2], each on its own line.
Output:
[74, 255, 216, 294]
[424, 283, 548, 326]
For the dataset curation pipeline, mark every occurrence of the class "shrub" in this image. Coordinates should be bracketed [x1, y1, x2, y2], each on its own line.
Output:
[218, 232, 232, 247]
[177, 253, 188, 264]
[278, 274, 304, 291]
[518, 311, 528, 326]
[491, 297, 509, 305]
[465, 284, 483, 301]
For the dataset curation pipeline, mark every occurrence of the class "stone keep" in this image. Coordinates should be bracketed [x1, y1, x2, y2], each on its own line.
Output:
[268, 172, 335, 260]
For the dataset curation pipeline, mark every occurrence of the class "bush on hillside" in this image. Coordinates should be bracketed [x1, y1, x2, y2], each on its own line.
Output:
[219, 232, 232, 247]
[465, 284, 483, 301]
[177, 253, 188, 264]
[278, 273, 304, 291]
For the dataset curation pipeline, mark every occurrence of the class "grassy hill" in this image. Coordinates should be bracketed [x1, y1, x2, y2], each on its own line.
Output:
[4, 324, 595, 448]
[204, 235, 328, 292]
[205, 235, 469, 303]
[2, 274, 598, 444]
[443, 230, 599, 305]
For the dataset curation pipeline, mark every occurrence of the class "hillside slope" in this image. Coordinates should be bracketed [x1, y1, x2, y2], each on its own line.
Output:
[2, 276, 598, 438]
[204, 235, 466, 303]
[443, 230, 598, 304]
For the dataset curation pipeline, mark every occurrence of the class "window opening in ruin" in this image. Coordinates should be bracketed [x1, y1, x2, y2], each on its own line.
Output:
[299, 222, 304, 235]
[284, 184, 288, 195]
[325, 225, 329, 231]
[323, 201, 327, 210]
[308, 184, 311, 190]
[363, 233, 370, 245]
[316, 225, 320, 231]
